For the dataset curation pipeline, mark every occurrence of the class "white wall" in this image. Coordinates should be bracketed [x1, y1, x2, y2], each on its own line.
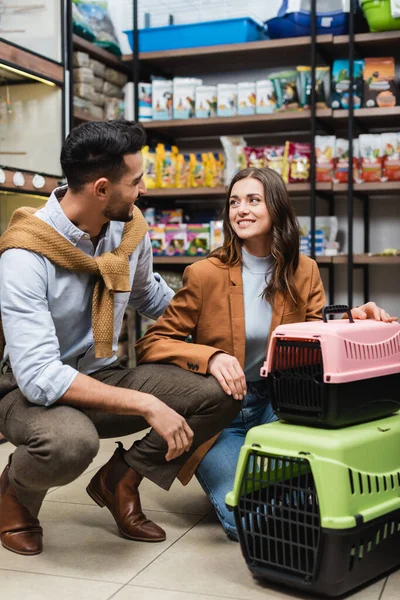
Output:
[0, 83, 63, 177]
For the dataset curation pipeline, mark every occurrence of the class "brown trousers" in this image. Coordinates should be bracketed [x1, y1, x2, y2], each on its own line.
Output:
[0, 359, 239, 518]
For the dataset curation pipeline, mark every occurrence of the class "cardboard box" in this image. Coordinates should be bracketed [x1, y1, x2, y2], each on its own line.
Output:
[152, 80, 173, 120]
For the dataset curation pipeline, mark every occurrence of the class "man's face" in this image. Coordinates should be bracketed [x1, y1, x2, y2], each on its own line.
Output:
[103, 152, 147, 222]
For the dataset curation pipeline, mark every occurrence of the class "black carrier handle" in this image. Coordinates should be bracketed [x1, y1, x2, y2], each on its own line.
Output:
[322, 304, 354, 323]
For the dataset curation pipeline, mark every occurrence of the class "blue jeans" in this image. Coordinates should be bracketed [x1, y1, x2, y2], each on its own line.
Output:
[196, 380, 278, 541]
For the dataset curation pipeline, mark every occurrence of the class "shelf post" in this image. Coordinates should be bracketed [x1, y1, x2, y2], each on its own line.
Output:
[347, 0, 356, 308]
[310, 0, 317, 261]
[133, 0, 140, 122]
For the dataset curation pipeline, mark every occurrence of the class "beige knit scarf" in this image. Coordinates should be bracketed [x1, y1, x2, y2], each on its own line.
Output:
[0, 205, 149, 359]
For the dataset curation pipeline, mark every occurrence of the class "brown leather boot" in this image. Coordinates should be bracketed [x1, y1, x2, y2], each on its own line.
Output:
[0, 456, 43, 555]
[86, 442, 166, 542]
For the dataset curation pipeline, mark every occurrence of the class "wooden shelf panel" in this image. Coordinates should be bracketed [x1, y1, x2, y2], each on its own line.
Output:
[143, 109, 332, 138]
[333, 106, 400, 129]
[125, 35, 332, 75]
[145, 183, 332, 199]
[334, 31, 400, 57]
[333, 182, 400, 195]
[0, 168, 61, 196]
[152, 254, 400, 267]
[0, 40, 63, 86]
[73, 35, 129, 73]
[73, 109, 103, 124]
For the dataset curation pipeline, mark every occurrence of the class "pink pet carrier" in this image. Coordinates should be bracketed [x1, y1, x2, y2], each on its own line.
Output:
[261, 305, 400, 427]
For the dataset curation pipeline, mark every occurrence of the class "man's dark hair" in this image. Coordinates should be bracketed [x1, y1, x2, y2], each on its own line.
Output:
[60, 120, 147, 191]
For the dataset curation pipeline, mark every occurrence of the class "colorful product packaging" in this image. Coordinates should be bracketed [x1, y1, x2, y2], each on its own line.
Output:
[237, 82, 256, 115]
[176, 153, 191, 188]
[330, 60, 364, 109]
[359, 134, 383, 182]
[142, 146, 158, 189]
[382, 132, 400, 181]
[149, 225, 165, 256]
[164, 224, 187, 256]
[173, 77, 203, 119]
[270, 70, 300, 111]
[152, 80, 173, 120]
[195, 85, 218, 118]
[256, 80, 277, 114]
[190, 153, 206, 187]
[363, 57, 396, 109]
[186, 224, 210, 256]
[297, 66, 330, 109]
[159, 209, 183, 224]
[333, 138, 361, 183]
[156, 144, 178, 188]
[315, 135, 336, 182]
[217, 84, 237, 117]
[210, 220, 224, 251]
[282, 142, 311, 184]
[138, 82, 152, 121]
[244, 147, 266, 169]
[263, 146, 285, 176]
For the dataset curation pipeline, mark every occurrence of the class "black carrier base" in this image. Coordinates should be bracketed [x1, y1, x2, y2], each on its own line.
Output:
[236, 506, 400, 597]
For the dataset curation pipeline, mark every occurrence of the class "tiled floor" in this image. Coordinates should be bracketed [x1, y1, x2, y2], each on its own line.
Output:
[0, 434, 397, 600]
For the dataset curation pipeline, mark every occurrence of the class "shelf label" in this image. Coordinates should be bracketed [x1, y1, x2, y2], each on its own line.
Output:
[13, 172, 25, 187]
[32, 174, 45, 189]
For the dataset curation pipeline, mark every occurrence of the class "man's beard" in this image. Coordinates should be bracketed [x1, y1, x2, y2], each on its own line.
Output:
[103, 192, 135, 222]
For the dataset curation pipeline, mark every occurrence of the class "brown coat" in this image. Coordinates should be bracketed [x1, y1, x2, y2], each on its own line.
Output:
[135, 254, 326, 484]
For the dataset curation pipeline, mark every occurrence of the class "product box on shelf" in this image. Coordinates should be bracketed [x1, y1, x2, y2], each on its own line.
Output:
[256, 80, 276, 114]
[315, 135, 335, 182]
[237, 82, 256, 115]
[186, 224, 211, 256]
[164, 224, 187, 256]
[382, 132, 400, 181]
[270, 70, 300, 111]
[359, 134, 383, 182]
[149, 225, 165, 256]
[363, 57, 396, 108]
[139, 82, 152, 120]
[159, 209, 183, 224]
[297, 66, 330, 109]
[217, 84, 237, 117]
[173, 78, 203, 119]
[195, 85, 218, 118]
[210, 220, 224, 251]
[152, 80, 173, 120]
[331, 60, 364, 109]
[333, 138, 361, 183]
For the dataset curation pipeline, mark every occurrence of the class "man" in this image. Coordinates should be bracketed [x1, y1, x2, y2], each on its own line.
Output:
[0, 120, 240, 556]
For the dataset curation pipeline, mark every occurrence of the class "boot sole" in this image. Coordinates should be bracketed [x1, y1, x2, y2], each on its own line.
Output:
[86, 484, 166, 543]
[1, 540, 42, 556]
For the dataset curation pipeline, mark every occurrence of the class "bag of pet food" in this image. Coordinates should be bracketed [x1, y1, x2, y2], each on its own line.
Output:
[382, 133, 400, 181]
[283, 142, 311, 184]
[333, 138, 360, 184]
[244, 147, 266, 169]
[263, 146, 285, 177]
[315, 136, 335, 183]
[359, 134, 383, 183]
[142, 146, 158, 189]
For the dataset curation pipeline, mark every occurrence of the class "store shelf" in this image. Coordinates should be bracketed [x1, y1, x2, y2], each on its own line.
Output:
[73, 35, 130, 73]
[0, 168, 61, 196]
[333, 254, 400, 265]
[125, 34, 333, 76]
[333, 182, 400, 195]
[145, 182, 332, 199]
[73, 109, 104, 124]
[143, 109, 332, 138]
[334, 31, 400, 56]
[0, 40, 64, 86]
[333, 106, 400, 129]
[153, 256, 204, 265]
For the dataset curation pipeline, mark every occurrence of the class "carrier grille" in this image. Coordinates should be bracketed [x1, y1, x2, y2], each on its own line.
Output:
[237, 452, 320, 581]
[270, 339, 324, 417]
[348, 518, 400, 572]
[344, 333, 400, 361]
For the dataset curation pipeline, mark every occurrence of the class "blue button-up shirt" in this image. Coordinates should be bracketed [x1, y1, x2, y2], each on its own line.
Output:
[0, 187, 173, 407]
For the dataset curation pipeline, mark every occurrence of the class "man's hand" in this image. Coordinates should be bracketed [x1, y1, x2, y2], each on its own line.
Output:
[351, 302, 398, 323]
[208, 352, 246, 400]
[144, 396, 194, 462]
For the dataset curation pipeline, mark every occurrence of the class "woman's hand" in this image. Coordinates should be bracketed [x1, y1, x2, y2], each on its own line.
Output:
[351, 302, 398, 323]
[207, 352, 246, 400]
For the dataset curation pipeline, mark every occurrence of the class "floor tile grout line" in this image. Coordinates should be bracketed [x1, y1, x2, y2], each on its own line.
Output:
[126, 582, 272, 600]
[42, 497, 211, 517]
[0, 565, 126, 586]
[378, 576, 389, 600]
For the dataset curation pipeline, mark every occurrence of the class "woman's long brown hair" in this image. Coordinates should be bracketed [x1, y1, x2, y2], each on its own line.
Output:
[210, 167, 302, 308]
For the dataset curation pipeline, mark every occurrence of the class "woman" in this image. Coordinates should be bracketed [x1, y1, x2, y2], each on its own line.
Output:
[135, 167, 396, 540]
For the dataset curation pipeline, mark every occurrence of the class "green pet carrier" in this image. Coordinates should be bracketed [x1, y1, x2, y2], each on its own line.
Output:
[226, 416, 400, 596]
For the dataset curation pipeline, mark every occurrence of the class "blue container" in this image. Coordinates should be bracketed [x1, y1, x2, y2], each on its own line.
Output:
[266, 4, 348, 38]
[124, 17, 267, 53]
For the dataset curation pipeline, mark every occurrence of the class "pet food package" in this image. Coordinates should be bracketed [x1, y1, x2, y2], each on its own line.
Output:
[315, 135, 336, 182]
[90, 59, 106, 78]
[331, 59, 364, 109]
[104, 97, 122, 119]
[164, 224, 187, 256]
[149, 225, 165, 256]
[382, 132, 400, 181]
[104, 67, 128, 87]
[186, 224, 210, 256]
[195, 86, 218, 118]
[156, 144, 178, 188]
[282, 142, 311, 183]
[210, 220, 224, 251]
[263, 146, 285, 176]
[173, 78, 203, 119]
[73, 83, 96, 102]
[237, 82, 256, 115]
[73, 51, 90, 67]
[205, 152, 225, 187]
[217, 84, 237, 117]
[176, 153, 191, 188]
[74, 67, 95, 84]
[363, 57, 396, 109]
[103, 81, 123, 98]
[256, 80, 276, 114]
[138, 82, 152, 120]
[93, 76, 103, 92]
[333, 138, 361, 183]
[297, 66, 330, 109]
[244, 147, 266, 169]
[152, 80, 173, 120]
[270, 70, 300, 111]
[143, 207, 156, 226]
[220, 136, 247, 181]
[93, 93, 105, 107]
[159, 209, 183, 224]
[359, 134, 383, 182]
[142, 146, 158, 189]
[189, 154, 206, 187]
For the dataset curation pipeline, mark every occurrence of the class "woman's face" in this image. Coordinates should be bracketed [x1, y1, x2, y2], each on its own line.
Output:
[228, 177, 272, 246]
